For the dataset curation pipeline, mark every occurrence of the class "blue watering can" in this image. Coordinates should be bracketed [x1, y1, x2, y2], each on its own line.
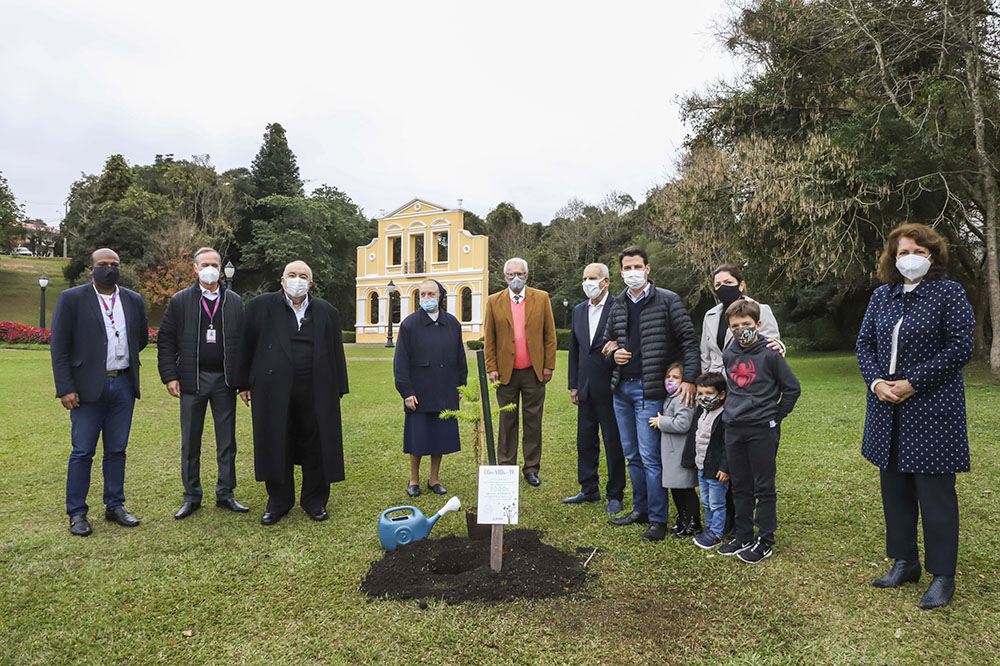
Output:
[378, 496, 461, 551]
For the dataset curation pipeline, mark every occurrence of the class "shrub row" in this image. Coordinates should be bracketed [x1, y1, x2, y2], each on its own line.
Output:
[0, 322, 160, 346]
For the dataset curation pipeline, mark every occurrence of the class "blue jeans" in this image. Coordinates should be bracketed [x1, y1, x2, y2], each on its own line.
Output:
[66, 373, 135, 516]
[613, 380, 667, 523]
[698, 468, 729, 538]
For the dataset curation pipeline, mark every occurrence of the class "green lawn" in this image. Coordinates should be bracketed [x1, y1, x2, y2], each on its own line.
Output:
[0, 256, 70, 328]
[0, 349, 997, 665]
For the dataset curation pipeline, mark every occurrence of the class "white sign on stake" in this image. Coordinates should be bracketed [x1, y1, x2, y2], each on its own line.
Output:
[477, 465, 519, 525]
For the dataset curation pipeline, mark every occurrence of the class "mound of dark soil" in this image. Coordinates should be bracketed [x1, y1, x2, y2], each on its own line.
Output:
[361, 529, 592, 604]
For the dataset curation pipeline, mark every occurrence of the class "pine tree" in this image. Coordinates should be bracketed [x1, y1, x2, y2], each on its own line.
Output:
[250, 123, 303, 198]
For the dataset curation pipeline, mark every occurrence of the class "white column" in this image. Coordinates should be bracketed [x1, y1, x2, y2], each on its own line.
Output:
[447, 292, 457, 313]
[472, 292, 483, 323]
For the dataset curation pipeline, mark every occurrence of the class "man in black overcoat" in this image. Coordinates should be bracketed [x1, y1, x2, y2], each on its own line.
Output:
[234, 260, 349, 525]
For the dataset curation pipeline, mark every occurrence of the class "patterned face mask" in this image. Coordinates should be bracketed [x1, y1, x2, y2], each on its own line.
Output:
[697, 394, 722, 411]
[664, 381, 680, 395]
[736, 326, 758, 346]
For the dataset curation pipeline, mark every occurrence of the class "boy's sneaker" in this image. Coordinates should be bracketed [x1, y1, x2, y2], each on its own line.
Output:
[717, 537, 754, 556]
[692, 531, 722, 550]
[736, 538, 773, 564]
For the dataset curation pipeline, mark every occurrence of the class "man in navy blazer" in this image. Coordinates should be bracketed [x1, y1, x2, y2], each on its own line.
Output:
[51, 248, 149, 536]
[565, 262, 626, 514]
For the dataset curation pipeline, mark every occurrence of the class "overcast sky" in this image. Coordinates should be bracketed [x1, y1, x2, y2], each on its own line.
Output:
[2, 0, 739, 227]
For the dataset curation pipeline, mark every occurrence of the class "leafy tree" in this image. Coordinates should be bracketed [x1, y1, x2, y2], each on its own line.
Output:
[0, 170, 23, 252]
[93, 154, 133, 205]
[238, 185, 372, 324]
[656, 0, 1000, 364]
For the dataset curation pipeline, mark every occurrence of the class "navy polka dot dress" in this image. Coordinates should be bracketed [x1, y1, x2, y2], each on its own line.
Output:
[856, 279, 974, 474]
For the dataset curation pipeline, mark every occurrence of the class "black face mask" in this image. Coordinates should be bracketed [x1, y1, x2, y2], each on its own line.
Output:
[92, 266, 121, 288]
[715, 284, 742, 306]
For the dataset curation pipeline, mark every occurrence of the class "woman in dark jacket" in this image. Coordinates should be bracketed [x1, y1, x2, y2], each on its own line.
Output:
[856, 223, 974, 609]
[393, 279, 468, 497]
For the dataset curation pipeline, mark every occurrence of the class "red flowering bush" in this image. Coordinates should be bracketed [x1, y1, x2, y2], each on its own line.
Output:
[0, 322, 160, 345]
[0, 322, 51, 344]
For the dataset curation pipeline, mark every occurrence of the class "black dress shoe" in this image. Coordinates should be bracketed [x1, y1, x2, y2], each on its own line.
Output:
[69, 514, 92, 537]
[562, 491, 601, 504]
[406, 484, 421, 498]
[609, 510, 649, 526]
[105, 506, 140, 527]
[641, 522, 668, 542]
[174, 501, 201, 519]
[872, 559, 922, 588]
[524, 472, 541, 487]
[216, 497, 250, 513]
[307, 507, 329, 522]
[260, 510, 289, 526]
[427, 482, 447, 495]
[919, 575, 955, 609]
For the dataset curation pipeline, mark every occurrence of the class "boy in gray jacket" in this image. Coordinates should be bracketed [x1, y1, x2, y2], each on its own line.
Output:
[717, 299, 801, 563]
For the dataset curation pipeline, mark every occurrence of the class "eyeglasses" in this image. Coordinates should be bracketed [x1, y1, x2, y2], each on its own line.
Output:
[505, 271, 527, 278]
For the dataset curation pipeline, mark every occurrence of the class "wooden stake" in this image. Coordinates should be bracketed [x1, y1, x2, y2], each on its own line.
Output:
[490, 524, 503, 572]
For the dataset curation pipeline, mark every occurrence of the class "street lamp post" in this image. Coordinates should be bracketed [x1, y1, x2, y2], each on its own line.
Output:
[39, 274, 49, 329]
[224, 261, 235, 291]
[385, 280, 397, 348]
[562, 298, 569, 329]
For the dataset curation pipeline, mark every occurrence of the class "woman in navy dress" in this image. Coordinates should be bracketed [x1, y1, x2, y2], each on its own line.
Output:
[856, 223, 974, 609]
[393, 279, 468, 497]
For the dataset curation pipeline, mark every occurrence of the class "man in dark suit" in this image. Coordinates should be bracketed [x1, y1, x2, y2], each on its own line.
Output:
[50, 248, 149, 537]
[157, 247, 248, 520]
[565, 263, 626, 515]
[234, 260, 349, 526]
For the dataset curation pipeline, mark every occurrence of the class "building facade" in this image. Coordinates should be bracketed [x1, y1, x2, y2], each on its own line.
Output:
[355, 198, 488, 343]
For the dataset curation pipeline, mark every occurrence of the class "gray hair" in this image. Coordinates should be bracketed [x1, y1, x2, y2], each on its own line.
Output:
[283, 260, 313, 281]
[503, 257, 529, 274]
[193, 247, 220, 263]
[586, 262, 610, 279]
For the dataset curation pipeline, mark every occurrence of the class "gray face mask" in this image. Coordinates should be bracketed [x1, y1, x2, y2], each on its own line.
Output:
[697, 394, 723, 411]
[507, 276, 526, 292]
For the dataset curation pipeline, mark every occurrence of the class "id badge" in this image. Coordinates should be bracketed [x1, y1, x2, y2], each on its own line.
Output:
[206, 328, 217, 343]
[114, 342, 126, 359]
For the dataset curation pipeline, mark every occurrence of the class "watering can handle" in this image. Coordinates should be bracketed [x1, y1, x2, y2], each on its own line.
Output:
[379, 506, 418, 521]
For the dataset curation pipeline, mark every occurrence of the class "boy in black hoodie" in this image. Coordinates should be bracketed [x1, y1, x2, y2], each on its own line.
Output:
[717, 299, 801, 563]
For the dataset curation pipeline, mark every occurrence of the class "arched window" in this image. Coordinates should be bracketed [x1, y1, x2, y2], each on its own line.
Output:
[368, 292, 379, 325]
[390, 290, 401, 324]
[460, 287, 472, 322]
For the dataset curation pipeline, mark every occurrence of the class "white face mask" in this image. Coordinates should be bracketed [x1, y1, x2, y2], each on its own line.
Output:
[582, 279, 604, 300]
[896, 254, 931, 282]
[622, 269, 647, 290]
[283, 276, 310, 299]
[198, 266, 220, 285]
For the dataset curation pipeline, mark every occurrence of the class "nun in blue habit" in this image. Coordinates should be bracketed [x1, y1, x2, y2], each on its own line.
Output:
[393, 279, 468, 498]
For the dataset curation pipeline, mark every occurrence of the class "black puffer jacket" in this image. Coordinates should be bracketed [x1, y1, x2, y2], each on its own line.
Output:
[602, 280, 700, 400]
[157, 282, 243, 394]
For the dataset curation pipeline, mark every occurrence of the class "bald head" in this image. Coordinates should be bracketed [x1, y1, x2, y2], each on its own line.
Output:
[91, 248, 120, 266]
[283, 260, 313, 281]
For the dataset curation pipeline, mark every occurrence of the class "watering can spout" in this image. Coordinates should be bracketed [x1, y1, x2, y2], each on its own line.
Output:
[429, 496, 461, 527]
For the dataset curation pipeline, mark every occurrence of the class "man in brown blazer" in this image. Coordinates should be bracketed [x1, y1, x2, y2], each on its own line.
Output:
[484, 257, 557, 486]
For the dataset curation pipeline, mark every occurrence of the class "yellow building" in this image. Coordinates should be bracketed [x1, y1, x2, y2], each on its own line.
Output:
[355, 198, 488, 343]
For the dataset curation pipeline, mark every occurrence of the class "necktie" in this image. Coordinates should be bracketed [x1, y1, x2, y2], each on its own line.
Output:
[514, 296, 521, 303]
